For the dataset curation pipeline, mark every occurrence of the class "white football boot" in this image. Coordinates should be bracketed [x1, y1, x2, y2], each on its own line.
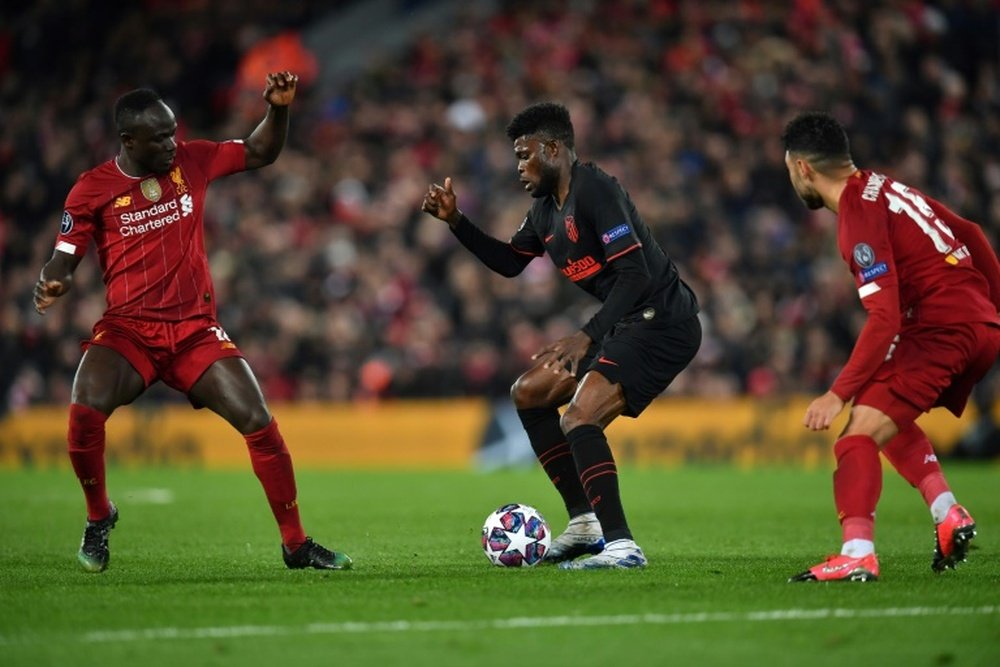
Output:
[543, 512, 605, 563]
[558, 538, 648, 570]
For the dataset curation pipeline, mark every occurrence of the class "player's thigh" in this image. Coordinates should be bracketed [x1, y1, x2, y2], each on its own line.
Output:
[510, 360, 583, 409]
[72, 344, 146, 414]
[187, 357, 271, 434]
[840, 404, 899, 446]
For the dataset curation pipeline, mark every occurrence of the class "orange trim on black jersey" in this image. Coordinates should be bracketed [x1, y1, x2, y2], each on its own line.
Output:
[511, 244, 544, 257]
[606, 243, 642, 263]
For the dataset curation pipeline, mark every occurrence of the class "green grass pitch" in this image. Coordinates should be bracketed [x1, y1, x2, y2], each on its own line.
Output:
[1, 464, 998, 666]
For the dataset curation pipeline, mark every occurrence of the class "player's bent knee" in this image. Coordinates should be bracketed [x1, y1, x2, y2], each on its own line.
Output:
[510, 371, 556, 409]
[70, 385, 121, 417]
[841, 405, 898, 447]
[231, 406, 272, 436]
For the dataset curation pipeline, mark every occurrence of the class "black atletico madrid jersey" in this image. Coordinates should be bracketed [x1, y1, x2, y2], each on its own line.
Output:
[509, 161, 698, 328]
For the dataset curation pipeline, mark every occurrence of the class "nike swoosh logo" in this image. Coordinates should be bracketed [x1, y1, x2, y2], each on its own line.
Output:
[821, 563, 854, 573]
[598, 356, 619, 366]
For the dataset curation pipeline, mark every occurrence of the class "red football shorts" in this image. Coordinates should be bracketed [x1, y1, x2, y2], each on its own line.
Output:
[854, 321, 1000, 428]
[81, 315, 244, 393]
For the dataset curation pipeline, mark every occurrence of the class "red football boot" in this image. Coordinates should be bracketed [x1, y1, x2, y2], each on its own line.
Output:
[789, 553, 880, 582]
[932, 504, 976, 573]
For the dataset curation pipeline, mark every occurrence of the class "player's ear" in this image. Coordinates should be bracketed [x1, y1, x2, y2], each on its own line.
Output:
[796, 158, 813, 182]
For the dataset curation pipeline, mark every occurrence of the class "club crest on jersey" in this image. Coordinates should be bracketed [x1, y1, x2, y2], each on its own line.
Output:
[170, 166, 188, 195]
[60, 211, 73, 234]
[140, 178, 162, 202]
[601, 223, 631, 245]
[565, 215, 579, 243]
[852, 243, 875, 268]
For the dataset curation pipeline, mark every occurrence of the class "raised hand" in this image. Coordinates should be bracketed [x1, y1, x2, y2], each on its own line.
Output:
[263, 71, 298, 107]
[421, 176, 461, 226]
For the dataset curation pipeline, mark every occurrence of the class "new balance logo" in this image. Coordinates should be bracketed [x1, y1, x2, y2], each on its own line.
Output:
[924, 454, 938, 464]
[180, 193, 194, 217]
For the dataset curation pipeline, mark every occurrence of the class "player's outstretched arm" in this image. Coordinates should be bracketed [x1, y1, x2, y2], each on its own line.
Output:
[244, 71, 298, 170]
[33, 250, 82, 315]
[421, 177, 534, 277]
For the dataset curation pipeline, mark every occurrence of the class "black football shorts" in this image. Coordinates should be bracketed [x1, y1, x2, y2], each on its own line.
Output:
[577, 312, 701, 417]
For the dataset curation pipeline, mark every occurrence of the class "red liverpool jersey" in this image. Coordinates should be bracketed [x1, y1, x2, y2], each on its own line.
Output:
[55, 140, 246, 321]
[831, 170, 1000, 400]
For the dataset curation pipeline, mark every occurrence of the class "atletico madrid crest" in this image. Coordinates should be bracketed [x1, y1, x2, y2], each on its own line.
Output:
[565, 215, 579, 243]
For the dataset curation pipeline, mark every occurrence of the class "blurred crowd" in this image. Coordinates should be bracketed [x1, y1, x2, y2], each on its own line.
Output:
[2, 0, 1000, 412]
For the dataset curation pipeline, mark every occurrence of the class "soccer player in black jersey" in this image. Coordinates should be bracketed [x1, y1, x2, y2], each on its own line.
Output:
[422, 102, 701, 569]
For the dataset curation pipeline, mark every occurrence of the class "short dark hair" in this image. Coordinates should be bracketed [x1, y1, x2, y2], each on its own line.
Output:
[114, 88, 163, 133]
[505, 102, 575, 149]
[781, 111, 852, 171]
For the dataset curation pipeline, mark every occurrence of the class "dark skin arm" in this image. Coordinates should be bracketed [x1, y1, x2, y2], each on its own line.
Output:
[33, 250, 82, 314]
[244, 71, 298, 169]
[424, 176, 594, 373]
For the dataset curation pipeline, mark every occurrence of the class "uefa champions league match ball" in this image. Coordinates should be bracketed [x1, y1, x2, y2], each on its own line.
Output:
[481, 503, 551, 567]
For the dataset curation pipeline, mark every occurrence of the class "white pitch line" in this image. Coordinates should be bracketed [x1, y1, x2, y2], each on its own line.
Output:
[61, 605, 995, 644]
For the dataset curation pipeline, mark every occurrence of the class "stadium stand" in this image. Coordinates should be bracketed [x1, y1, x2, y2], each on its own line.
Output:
[1, 0, 998, 417]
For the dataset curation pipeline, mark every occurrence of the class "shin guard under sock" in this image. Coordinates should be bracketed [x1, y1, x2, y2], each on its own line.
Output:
[567, 424, 632, 542]
[881, 423, 951, 513]
[518, 408, 592, 517]
[245, 418, 307, 550]
[833, 434, 882, 545]
[68, 403, 111, 521]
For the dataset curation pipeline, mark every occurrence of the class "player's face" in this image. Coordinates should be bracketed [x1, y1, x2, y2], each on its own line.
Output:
[785, 151, 824, 210]
[122, 102, 178, 175]
[513, 136, 559, 199]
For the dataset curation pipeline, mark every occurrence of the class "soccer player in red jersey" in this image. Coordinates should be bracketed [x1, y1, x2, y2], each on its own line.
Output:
[782, 112, 1000, 582]
[33, 72, 351, 573]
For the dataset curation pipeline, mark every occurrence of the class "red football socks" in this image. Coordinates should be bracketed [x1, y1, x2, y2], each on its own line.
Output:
[881, 423, 950, 506]
[833, 434, 882, 543]
[68, 403, 112, 521]
[245, 419, 307, 550]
